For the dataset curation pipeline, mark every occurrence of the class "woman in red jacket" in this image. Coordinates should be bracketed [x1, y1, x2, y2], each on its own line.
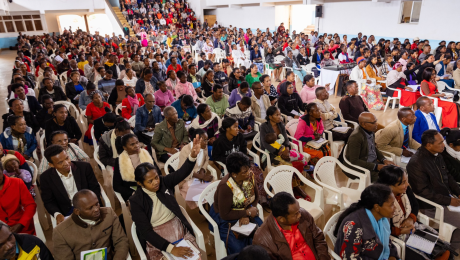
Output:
[122, 86, 145, 119]
[0, 171, 36, 235]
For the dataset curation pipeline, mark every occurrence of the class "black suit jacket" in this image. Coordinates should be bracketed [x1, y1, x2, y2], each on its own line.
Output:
[40, 161, 101, 217]
[23, 96, 42, 115]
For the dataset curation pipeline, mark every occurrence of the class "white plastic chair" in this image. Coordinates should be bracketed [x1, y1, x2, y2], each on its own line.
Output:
[40, 131, 46, 159]
[198, 181, 263, 260]
[285, 119, 312, 162]
[264, 165, 325, 227]
[115, 104, 123, 115]
[323, 211, 342, 260]
[384, 79, 401, 112]
[323, 122, 347, 158]
[27, 161, 38, 186]
[342, 145, 371, 188]
[336, 105, 359, 135]
[80, 110, 88, 140]
[54, 101, 80, 120]
[33, 185, 48, 243]
[128, 116, 136, 128]
[165, 151, 218, 180]
[94, 145, 106, 171]
[415, 194, 457, 243]
[252, 132, 274, 171]
[437, 80, 457, 92]
[313, 157, 366, 210]
[131, 222, 148, 260]
[151, 147, 165, 170]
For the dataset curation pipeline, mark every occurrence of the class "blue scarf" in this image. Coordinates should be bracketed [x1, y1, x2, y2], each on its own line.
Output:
[365, 209, 391, 260]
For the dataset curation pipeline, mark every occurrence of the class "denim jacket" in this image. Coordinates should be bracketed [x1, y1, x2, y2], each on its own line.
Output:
[134, 105, 163, 134]
[0, 127, 37, 157]
[135, 77, 159, 96]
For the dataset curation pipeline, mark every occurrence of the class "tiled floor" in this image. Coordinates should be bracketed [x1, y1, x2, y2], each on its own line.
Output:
[0, 50, 401, 260]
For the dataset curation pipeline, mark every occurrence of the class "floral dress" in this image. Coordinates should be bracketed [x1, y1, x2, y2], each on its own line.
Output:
[360, 68, 384, 110]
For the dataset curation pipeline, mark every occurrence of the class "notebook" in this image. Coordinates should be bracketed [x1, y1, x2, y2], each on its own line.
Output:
[163, 240, 200, 260]
[231, 220, 257, 236]
[81, 248, 107, 260]
[406, 230, 438, 254]
[306, 138, 328, 149]
[400, 148, 416, 164]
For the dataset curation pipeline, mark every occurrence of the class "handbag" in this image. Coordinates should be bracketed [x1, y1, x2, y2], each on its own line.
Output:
[442, 89, 459, 102]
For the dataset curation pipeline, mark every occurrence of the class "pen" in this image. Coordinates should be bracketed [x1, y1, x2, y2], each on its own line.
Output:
[171, 238, 183, 245]
[402, 145, 407, 150]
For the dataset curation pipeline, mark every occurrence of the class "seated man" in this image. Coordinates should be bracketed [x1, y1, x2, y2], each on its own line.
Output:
[134, 93, 163, 146]
[407, 129, 460, 250]
[97, 69, 116, 98]
[314, 86, 352, 142]
[171, 94, 197, 121]
[93, 112, 116, 142]
[412, 96, 440, 144]
[225, 96, 255, 133]
[341, 112, 394, 182]
[39, 131, 89, 175]
[36, 95, 54, 129]
[99, 118, 131, 167]
[53, 190, 129, 259]
[375, 107, 420, 158]
[40, 145, 101, 225]
[339, 80, 369, 123]
[197, 60, 213, 78]
[0, 220, 53, 260]
[213, 62, 228, 85]
[206, 84, 229, 117]
[78, 81, 106, 110]
[253, 192, 328, 260]
[250, 82, 271, 123]
[10, 83, 41, 115]
[151, 106, 189, 163]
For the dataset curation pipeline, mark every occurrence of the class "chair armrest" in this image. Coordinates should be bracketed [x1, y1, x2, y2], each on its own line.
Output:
[324, 130, 334, 145]
[180, 206, 205, 252]
[215, 161, 227, 177]
[380, 150, 396, 162]
[313, 173, 344, 209]
[207, 165, 218, 180]
[297, 172, 324, 209]
[414, 194, 444, 224]
[333, 120, 348, 127]
[99, 183, 112, 208]
[94, 150, 106, 171]
[344, 120, 359, 128]
[256, 204, 264, 219]
[247, 149, 260, 168]
[252, 141, 272, 169]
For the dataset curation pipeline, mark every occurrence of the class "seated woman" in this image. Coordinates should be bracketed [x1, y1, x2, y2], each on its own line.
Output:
[250, 45, 264, 73]
[130, 136, 203, 260]
[441, 128, 460, 183]
[154, 81, 175, 110]
[201, 70, 215, 98]
[300, 74, 330, 104]
[350, 57, 384, 111]
[190, 103, 221, 156]
[232, 44, 251, 69]
[171, 95, 197, 121]
[245, 64, 262, 89]
[166, 56, 182, 73]
[108, 79, 126, 110]
[177, 128, 213, 209]
[2, 99, 39, 134]
[122, 86, 145, 120]
[421, 67, 458, 128]
[386, 62, 421, 108]
[0, 143, 32, 176]
[65, 71, 86, 106]
[38, 77, 67, 102]
[165, 70, 178, 96]
[84, 91, 111, 144]
[265, 47, 282, 82]
[2, 154, 34, 196]
[294, 103, 331, 165]
[0, 115, 37, 160]
[228, 81, 252, 107]
[0, 166, 36, 235]
[312, 46, 324, 70]
[334, 184, 399, 260]
[404, 62, 419, 86]
[228, 68, 245, 93]
[45, 104, 82, 145]
[99, 118, 131, 168]
[122, 68, 138, 87]
[113, 134, 154, 202]
[209, 152, 263, 255]
[202, 38, 215, 61]
[175, 71, 198, 101]
[278, 81, 304, 120]
[366, 55, 387, 91]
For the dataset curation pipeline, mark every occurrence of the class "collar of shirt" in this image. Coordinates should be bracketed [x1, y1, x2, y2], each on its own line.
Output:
[167, 121, 176, 130]
[57, 167, 73, 179]
[274, 216, 298, 233]
[421, 111, 432, 117]
[400, 120, 408, 132]
[78, 215, 97, 225]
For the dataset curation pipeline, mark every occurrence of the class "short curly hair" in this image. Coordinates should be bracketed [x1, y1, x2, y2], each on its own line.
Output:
[226, 152, 251, 175]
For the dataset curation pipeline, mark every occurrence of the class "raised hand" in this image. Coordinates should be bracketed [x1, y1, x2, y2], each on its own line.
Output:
[190, 134, 202, 158]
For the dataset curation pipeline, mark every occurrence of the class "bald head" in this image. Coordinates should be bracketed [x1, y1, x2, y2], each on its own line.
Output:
[72, 189, 101, 221]
[72, 189, 97, 210]
[359, 112, 378, 132]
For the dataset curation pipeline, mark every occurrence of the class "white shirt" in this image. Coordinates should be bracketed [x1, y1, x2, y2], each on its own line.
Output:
[20, 96, 30, 112]
[422, 111, 437, 130]
[9, 89, 35, 100]
[256, 95, 266, 119]
[53, 168, 78, 218]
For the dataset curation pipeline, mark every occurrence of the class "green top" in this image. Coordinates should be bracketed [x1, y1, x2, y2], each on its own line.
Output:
[205, 95, 229, 117]
[245, 72, 262, 88]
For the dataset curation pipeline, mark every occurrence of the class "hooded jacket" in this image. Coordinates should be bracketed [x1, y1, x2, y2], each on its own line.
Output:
[277, 82, 305, 117]
[228, 72, 245, 92]
[0, 127, 37, 157]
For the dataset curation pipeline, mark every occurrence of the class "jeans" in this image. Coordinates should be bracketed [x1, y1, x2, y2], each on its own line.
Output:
[209, 204, 263, 255]
[293, 69, 308, 81]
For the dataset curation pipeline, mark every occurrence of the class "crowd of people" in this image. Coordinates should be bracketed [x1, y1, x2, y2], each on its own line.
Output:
[3, 0, 460, 259]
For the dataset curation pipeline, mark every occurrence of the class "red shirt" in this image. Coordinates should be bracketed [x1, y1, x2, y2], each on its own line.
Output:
[275, 217, 316, 260]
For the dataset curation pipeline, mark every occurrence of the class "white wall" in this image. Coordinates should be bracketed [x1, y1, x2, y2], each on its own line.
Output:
[319, 0, 460, 42]
[211, 6, 276, 31]
[291, 4, 315, 33]
[8, 0, 105, 13]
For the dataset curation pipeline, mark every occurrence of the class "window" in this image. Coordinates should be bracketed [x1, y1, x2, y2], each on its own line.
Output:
[400, 1, 422, 24]
[0, 14, 44, 33]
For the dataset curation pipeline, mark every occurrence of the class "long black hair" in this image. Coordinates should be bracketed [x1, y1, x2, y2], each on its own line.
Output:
[334, 184, 392, 236]
[376, 165, 406, 187]
[218, 117, 237, 135]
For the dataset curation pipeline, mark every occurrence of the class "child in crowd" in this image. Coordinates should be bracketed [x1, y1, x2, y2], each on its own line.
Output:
[263, 132, 307, 167]
[2, 154, 35, 196]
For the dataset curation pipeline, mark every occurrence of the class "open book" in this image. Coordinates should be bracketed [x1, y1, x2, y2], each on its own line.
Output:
[306, 138, 328, 149]
[406, 230, 438, 254]
[231, 220, 257, 236]
[163, 240, 200, 260]
[81, 248, 107, 260]
[400, 148, 416, 164]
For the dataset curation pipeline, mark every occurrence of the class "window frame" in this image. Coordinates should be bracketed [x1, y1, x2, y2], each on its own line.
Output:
[0, 14, 44, 33]
[399, 1, 422, 24]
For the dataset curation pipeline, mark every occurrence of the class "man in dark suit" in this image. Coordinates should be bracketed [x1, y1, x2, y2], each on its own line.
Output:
[341, 112, 395, 182]
[10, 83, 42, 116]
[40, 144, 101, 226]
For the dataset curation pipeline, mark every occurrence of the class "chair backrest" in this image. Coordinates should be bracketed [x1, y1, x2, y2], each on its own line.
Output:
[116, 104, 122, 115]
[27, 161, 38, 185]
[131, 223, 148, 260]
[253, 132, 261, 149]
[274, 55, 284, 63]
[285, 119, 299, 136]
[199, 181, 219, 211]
[128, 116, 136, 128]
[324, 211, 343, 247]
[264, 165, 297, 198]
[165, 152, 181, 175]
[437, 81, 448, 92]
[313, 156, 340, 189]
[40, 130, 46, 159]
[54, 101, 80, 119]
[94, 145, 106, 171]
[91, 126, 97, 146]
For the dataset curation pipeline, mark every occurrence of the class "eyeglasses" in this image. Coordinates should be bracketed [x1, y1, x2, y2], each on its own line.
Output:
[252, 88, 262, 90]
[363, 120, 378, 125]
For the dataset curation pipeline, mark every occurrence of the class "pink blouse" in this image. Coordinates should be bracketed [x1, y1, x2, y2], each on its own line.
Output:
[154, 89, 175, 107]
